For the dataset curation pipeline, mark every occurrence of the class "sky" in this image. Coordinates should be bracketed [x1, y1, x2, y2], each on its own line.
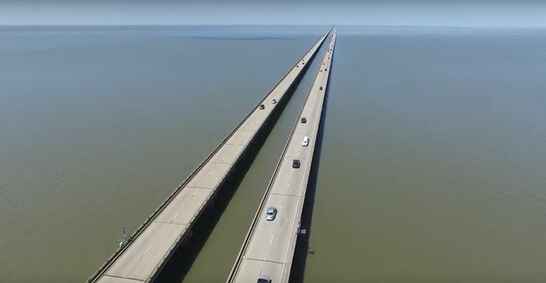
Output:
[1, 0, 546, 27]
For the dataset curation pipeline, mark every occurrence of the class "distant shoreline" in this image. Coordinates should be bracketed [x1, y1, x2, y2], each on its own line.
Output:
[1, 25, 545, 36]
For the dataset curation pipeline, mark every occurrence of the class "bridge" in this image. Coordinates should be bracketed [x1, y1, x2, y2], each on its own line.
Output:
[226, 31, 336, 283]
[88, 31, 330, 283]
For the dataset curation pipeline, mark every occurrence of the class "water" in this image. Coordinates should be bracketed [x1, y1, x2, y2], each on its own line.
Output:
[0, 26, 323, 282]
[2, 26, 546, 282]
[304, 27, 546, 282]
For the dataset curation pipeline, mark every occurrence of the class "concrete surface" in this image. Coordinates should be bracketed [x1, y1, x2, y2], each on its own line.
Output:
[227, 31, 336, 283]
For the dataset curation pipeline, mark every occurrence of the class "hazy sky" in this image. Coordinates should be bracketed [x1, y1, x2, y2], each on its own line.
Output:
[1, 0, 545, 27]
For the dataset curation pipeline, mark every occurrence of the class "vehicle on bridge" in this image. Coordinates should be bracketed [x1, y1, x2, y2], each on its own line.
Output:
[265, 207, 278, 221]
[302, 136, 310, 147]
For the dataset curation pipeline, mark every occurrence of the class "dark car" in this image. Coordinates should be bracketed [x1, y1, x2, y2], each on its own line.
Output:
[257, 278, 271, 283]
[301, 117, 307, 124]
[292, 159, 301, 169]
[259, 104, 265, 110]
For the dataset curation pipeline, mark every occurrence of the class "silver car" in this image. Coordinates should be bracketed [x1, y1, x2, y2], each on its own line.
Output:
[265, 207, 277, 221]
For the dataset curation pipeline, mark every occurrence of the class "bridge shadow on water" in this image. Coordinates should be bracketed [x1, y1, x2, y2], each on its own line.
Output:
[289, 69, 332, 283]
[155, 61, 314, 283]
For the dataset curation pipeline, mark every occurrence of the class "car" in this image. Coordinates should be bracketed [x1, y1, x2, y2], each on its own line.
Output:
[257, 276, 272, 283]
[292, 159, 301, 168]
[259, 104, 265, 110]
[300, 117, 307, 124]
[272, 98, 277, 104]
[265, 207, 277, 221]
[302, 136, 310, 147]
[319, 86, 324, 91]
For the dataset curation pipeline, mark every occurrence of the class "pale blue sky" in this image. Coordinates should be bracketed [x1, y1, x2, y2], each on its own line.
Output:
[1, 1, 545, 27]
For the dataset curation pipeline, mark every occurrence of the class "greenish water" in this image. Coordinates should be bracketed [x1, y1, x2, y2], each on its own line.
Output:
[2, 26, 546, 283]
[304, 27, 546, 282]
[0, 26, 322, 282]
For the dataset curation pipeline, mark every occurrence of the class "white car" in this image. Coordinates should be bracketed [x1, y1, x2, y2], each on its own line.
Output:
[302, 136, 310, 147]
[265, 207, 277, 221]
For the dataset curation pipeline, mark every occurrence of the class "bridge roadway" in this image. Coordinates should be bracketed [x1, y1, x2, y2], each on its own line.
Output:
[226, 31, 336, 283]
[89, 31, 329, 283]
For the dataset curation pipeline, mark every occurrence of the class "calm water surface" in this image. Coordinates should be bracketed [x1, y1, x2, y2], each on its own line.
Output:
[304, 27, 546, 282]
[0, 26, 322, 282]
[1, 26, 546, 282]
